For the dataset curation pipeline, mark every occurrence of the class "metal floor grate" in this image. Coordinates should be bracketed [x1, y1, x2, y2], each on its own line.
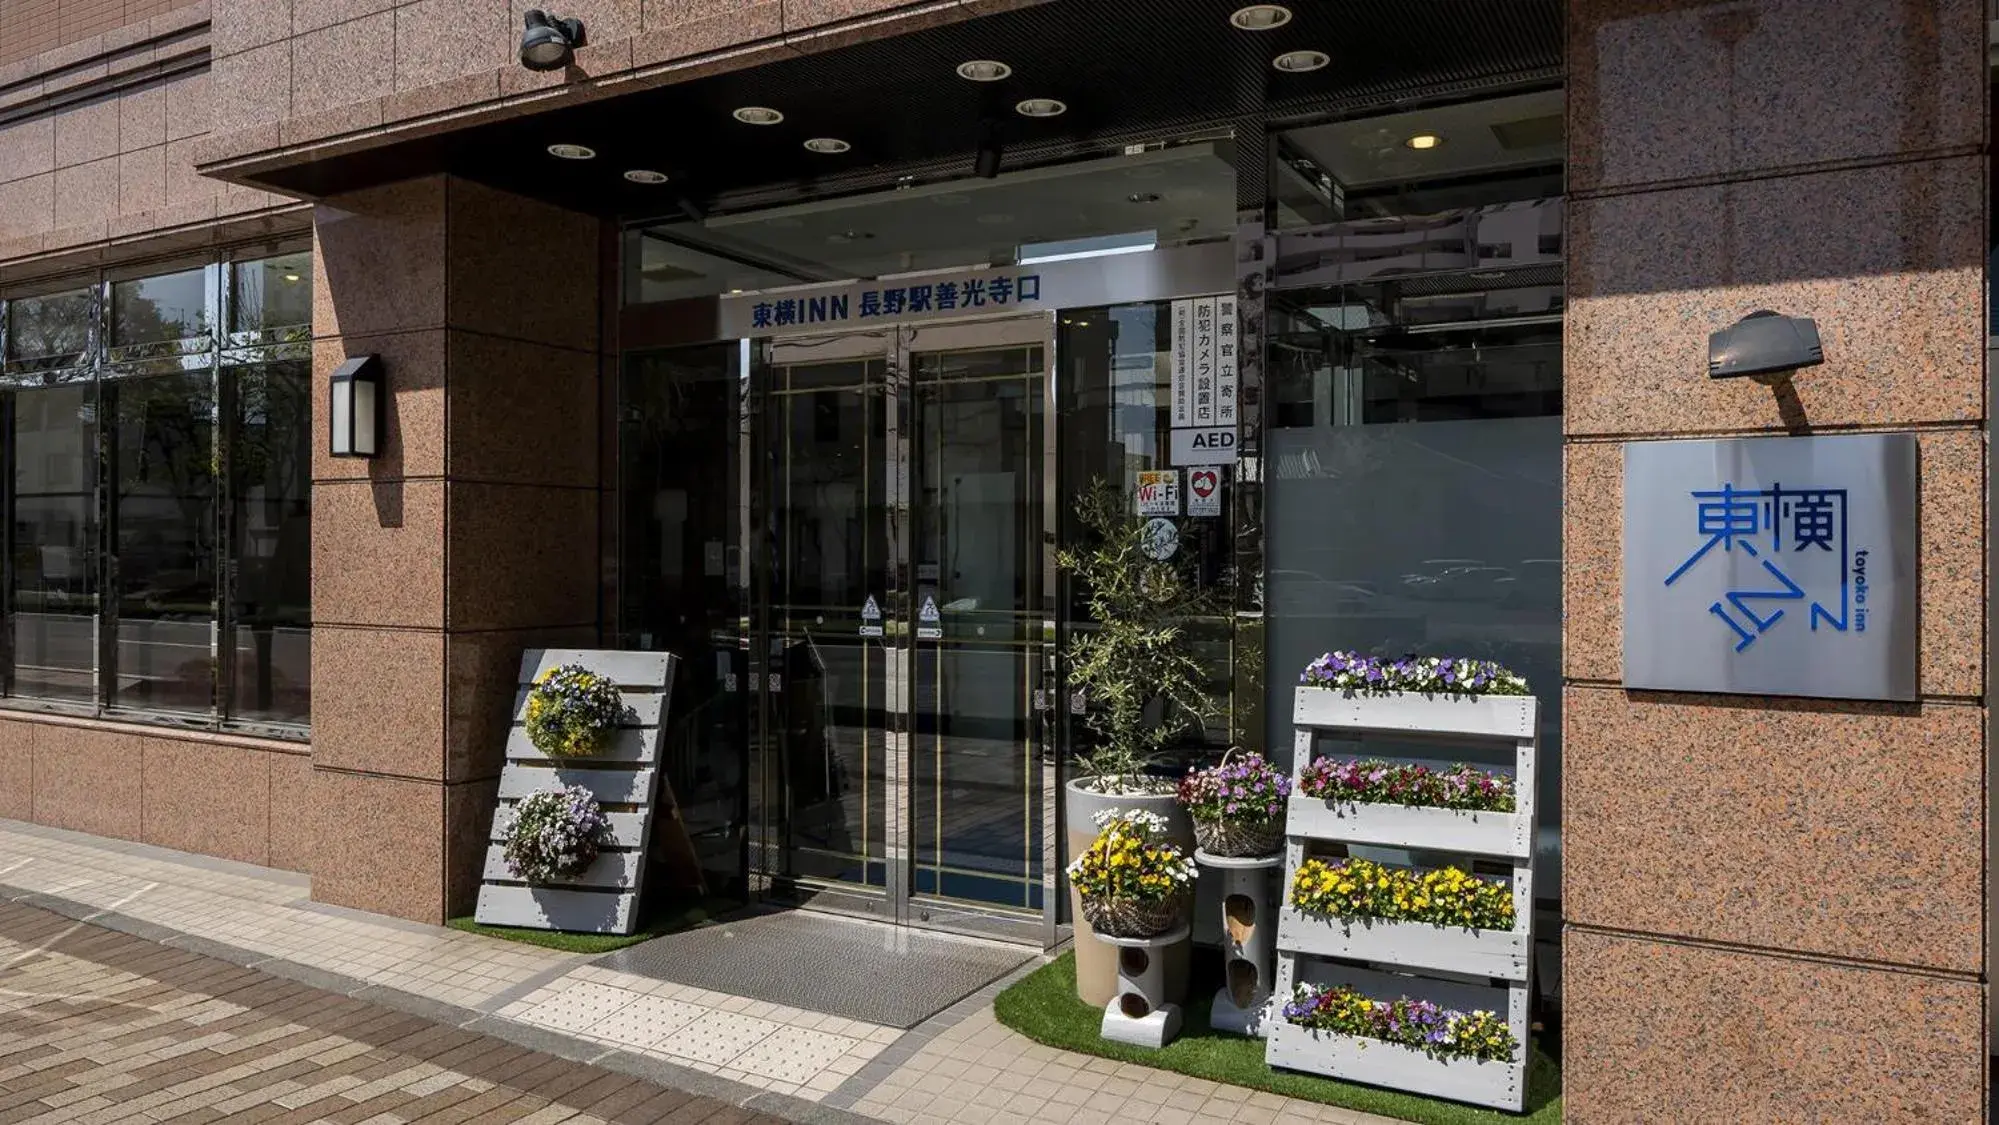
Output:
[596, 908, 1036, 1029]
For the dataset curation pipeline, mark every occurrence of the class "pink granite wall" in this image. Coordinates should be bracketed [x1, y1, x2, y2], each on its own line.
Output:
[1564, 1, 1989, 1119]
[309, 174, 603, 923]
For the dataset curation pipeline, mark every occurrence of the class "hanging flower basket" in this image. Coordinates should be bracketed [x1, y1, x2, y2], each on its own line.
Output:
[524, 664, 626, 758]
[1179, 750, 1291, 857]
[1068, 808, 1197, 939]
[501, 785, 609, 885]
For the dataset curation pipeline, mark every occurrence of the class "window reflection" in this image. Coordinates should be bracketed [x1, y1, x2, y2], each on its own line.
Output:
[1264, 265, 1564, 846]
[111, 267, 209, 350]
[10, 384, 98, 701]
[230, 254, 312, 339]
[6, 289, 93, 373]
[229, 362, 310, 726]
[0, 256, 312, 731]
[107, 372, 217, 714]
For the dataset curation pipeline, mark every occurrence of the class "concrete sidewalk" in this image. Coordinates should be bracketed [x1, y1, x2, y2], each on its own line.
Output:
[0, 818, 1395, 1125]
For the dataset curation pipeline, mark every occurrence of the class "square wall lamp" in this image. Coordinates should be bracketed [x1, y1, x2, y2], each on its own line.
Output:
[329, 354, 384, 458]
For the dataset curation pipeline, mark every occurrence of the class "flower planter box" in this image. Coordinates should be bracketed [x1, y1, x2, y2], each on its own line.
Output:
[1293, 687, 1535, 741]
[1285, 795, 1530, 859]
[1266, 1021, 1525, 1112]
[1276, 907, 1529, 982]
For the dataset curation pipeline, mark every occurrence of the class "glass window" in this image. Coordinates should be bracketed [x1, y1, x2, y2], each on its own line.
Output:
[9, 384, 97, 702]
[106, 372, 216, 715]
[1057, 301, 1239, 768]
[6, 288, 93, 374]
[227, 362, 311, 726]
[111, 267, 210, 351]
[230, 253, 312, 339]
[0, 253, 311, 733]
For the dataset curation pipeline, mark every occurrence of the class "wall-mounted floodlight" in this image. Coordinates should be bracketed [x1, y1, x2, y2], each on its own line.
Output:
[520, 10, 586, 71]
[1708, 310, 1824, 378]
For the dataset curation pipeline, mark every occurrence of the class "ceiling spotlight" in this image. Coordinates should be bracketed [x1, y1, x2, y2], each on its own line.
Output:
[1230, 4, 1292, 30]
[1015, 98, 1066, 118]
[732, 106, 783, 125]
[956, 59, 1012, 82]
[803, 137, 851, 154]
[623, 169, 669, 184]
[546, 143, 595, 159]
[281, 272, 301, 283]
[519, 10, 585, 71]
[1405, 133, 1442, 150]
[1272, 49, 1330, 72]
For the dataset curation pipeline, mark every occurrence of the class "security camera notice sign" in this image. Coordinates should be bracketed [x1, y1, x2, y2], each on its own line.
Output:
[1170, 295, 1239, 466]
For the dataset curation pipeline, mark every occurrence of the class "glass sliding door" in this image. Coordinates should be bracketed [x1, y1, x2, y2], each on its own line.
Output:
[905, 320, 1050, 926]
[749, 316, 1056, 940]
[760, 331, 895, 911]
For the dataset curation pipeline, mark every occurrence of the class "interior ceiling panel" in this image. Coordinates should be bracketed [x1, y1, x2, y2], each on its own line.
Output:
[253, 0, 1561, 217]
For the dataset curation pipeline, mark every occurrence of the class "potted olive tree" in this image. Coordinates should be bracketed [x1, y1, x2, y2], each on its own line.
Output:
[1059, 477, 1220, 1005]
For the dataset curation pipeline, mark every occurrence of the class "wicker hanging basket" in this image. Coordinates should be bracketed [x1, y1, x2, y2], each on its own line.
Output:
[1080, 895, 1184, 939]
[1193, 817, 1284, 858]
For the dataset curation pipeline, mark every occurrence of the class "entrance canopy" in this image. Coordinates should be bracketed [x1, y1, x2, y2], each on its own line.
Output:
[243, 0, 1561, 219]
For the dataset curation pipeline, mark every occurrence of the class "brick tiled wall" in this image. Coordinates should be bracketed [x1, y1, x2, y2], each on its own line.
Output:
[0, 0, 199, 67]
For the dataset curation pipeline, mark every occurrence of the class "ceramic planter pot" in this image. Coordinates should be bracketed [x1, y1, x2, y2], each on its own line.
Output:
[1065, 778, 1192, 1007]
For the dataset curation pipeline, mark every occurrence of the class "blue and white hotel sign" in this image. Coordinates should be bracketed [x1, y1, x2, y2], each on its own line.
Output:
[1622, 433, 1916, 702]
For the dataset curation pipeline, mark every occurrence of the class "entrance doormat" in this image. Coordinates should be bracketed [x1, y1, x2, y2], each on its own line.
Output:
[595, 907, 1037, 1029]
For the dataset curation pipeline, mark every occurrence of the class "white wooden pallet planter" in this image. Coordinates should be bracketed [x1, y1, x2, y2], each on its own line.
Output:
[1265, 1022, 1524, 1112]
[1271, 681, 1540, 1109]
[1284, 796, 1530, 859]
[1292, 687, 1535, 741]
[474, 649, 680, 936]
[1275, 907, 1529, 982]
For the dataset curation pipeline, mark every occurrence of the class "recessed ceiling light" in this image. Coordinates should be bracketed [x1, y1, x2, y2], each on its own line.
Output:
[1230, 5, 1292, 30]
[956, 59, 1012, 82]
[281, 272, 301, 283]
[1127, 192, 1161, 203]
[1405, 133, 1442, 150]
[803, 137, 851, 154]
[623, 169, 669, 184]
[732, 106, 783, 125]
[1015, 98, 1066, 118]
[546, 143, 595, 159]
[1272, 50, 1329, 73]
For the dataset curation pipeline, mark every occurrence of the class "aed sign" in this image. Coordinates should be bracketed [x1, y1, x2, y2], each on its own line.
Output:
[1170, 427, 1236, 466]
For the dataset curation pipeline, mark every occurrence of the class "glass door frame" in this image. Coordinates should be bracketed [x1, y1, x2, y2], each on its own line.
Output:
[750, 311, 1063, 947]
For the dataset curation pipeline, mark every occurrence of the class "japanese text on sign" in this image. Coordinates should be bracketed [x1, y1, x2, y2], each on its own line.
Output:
[750, 273, 1043, 330]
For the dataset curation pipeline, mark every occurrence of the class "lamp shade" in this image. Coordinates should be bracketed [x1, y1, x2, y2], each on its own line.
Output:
[329, 354, 384, 458]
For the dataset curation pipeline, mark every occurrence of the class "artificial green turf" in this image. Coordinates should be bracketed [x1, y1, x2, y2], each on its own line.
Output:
[993, 952, 1561, 1124]
[447, 894, 737, 954]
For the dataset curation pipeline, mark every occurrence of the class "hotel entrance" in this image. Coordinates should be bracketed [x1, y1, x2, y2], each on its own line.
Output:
[755, 315, 1055, 941]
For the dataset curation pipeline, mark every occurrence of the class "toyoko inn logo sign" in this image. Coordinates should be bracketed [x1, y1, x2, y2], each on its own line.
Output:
[1622, 433, 1916, 702]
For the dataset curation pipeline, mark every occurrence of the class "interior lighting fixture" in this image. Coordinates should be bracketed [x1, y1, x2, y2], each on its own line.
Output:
[1015, 98, 1066, 118]
[956, 59, 1012, 81]
[1229, 5, 1292, 30]
[804, 138, 852, 154]
[1405, 133, 1442, 150]
[624, 169, 669, 184]
[519, 10, 586, 71]
[733, 106, 784, 125]
[546, 143, 595, 159]
[1272, 49, 1329, 72]
[282, 271, 301, 282]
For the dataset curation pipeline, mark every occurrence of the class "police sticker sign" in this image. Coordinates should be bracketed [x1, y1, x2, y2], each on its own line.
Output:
[1621, 433, 1916, 702]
